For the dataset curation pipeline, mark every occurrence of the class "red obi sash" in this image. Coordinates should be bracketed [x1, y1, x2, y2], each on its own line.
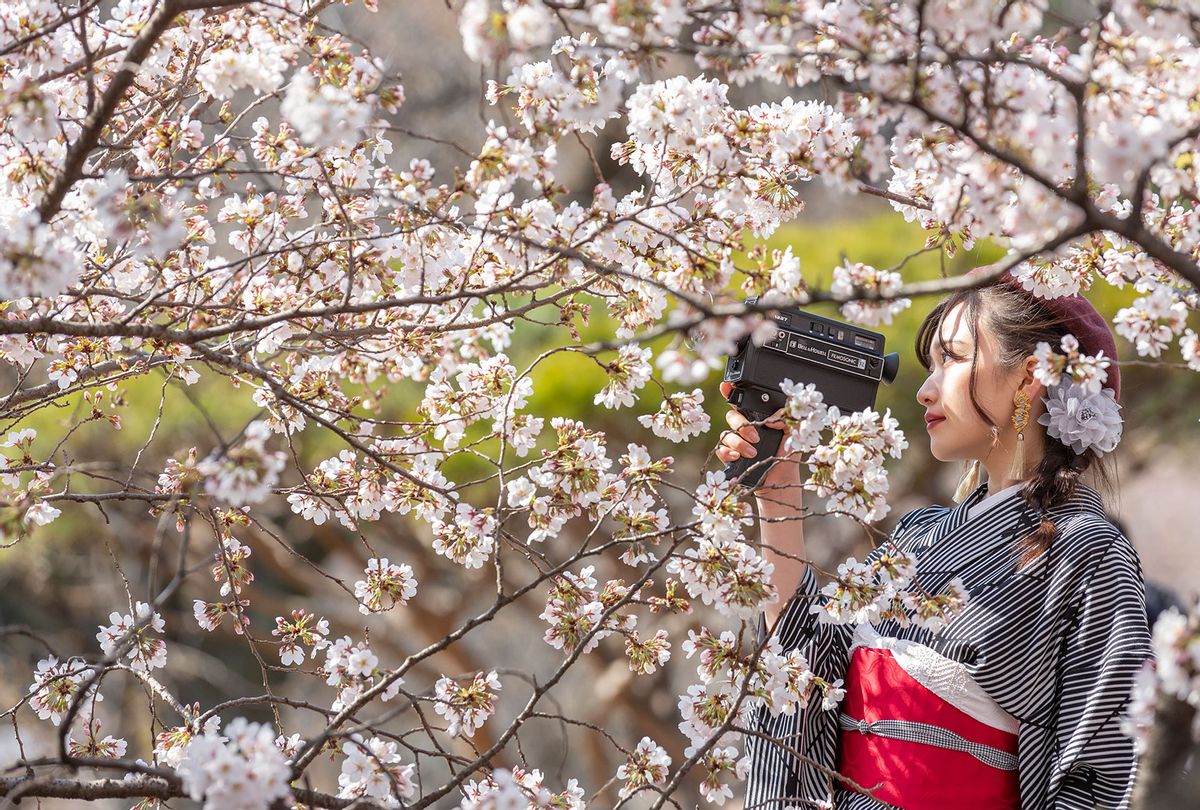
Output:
[837, 644, 1020, 810]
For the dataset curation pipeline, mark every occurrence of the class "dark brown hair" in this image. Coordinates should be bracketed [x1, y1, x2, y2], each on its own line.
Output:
[914, 281, 1117, 565]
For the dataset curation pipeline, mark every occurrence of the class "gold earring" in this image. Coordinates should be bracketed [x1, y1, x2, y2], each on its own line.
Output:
[1009, 386, 1030, 480]
[952, 459, 982, 503]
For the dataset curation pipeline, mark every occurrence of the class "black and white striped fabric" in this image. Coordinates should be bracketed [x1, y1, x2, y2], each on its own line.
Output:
[743, 481, 1153, 810]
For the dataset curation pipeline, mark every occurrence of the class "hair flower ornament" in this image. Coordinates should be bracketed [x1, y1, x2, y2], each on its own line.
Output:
[1037, 382, 1123, 456]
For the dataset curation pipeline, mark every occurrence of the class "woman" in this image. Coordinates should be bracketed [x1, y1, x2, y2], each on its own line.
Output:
[720, 269, 1153, 809]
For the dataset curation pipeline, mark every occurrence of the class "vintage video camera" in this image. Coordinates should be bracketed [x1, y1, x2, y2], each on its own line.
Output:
[722, 298, 901, 489]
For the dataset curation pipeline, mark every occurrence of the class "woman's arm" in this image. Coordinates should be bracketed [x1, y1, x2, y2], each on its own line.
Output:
[754, 458, 810, 633]
[714, 381, 810, 631]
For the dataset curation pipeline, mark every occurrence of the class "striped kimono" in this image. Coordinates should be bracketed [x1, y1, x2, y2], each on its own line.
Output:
[743, 480, 1153, 809]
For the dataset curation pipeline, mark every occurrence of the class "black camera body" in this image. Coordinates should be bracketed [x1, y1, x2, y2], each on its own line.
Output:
[722, 298, 901, 488]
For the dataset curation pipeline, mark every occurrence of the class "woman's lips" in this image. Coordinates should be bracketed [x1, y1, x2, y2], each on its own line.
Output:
[925, 417, 946, 431]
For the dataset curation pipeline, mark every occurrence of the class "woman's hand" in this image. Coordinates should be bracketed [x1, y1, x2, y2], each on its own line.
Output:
[715, 381, 799, 491]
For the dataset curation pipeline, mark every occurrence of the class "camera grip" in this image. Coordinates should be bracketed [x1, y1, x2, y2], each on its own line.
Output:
[721, 410, 785, 490]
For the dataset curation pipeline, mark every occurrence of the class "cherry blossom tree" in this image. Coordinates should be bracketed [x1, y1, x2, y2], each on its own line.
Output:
[1, 0, 1198, 807]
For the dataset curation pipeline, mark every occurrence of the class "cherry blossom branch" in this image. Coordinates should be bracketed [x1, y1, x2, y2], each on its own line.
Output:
[0, 773, 388, 809]
[36, 0, 185, 222]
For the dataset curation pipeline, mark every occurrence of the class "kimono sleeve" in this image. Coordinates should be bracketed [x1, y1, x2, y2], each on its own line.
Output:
[744, 563, 853, 807]
[1049, 532, 1153, 809]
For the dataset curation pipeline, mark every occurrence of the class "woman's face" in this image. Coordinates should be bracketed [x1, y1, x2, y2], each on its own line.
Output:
[916, 301, 1040, 464]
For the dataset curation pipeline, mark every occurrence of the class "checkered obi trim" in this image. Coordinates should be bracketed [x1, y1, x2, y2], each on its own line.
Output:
[838, 712, 1019, 771]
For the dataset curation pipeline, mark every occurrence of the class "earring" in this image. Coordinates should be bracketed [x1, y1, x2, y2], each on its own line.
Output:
[952, 459, 982, 504]
[1009, 386, 1030, 480]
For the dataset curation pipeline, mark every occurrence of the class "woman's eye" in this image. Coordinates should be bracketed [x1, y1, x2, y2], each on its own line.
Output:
[940, 351, 953, 364]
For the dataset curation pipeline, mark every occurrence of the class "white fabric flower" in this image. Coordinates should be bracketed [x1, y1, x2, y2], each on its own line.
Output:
[1037, 383, 1123, 456]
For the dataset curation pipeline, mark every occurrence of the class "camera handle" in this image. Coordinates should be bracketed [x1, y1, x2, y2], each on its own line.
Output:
[721, 408, 785, 490]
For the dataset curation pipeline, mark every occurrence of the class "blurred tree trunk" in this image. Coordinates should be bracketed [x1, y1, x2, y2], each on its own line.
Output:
[1132, 695, 1198, 808]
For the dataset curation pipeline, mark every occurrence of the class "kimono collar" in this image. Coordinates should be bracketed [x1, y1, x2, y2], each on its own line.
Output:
[962, 479, 1107, 519]
[937, 481, 1024, 545]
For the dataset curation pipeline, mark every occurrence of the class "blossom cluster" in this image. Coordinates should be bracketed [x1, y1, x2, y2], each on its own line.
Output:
[67, 714, 128, 759]
[694, 745, 752, 805]
[594, 343, 654, 410]
[616, 736, 672, 800]
[272, 608, 332, 666]
[486, 33, 623, 142]
[322, 636, 403, 712]
[338, 736, 417, 805]
[28, 655, 98, 727]
[1033, 334, 1112, 393]
[1023, 250, 1102, 296]
[778, 380, 830, 455]
[670, 463, 775, 626]
[286, 442, 454, 532]
[539, 564, 637, 657]
[1, 428, 61, 534]
[638, 388, 711, 443]
[419, 355, 533, 452]
[431, 502, 498, 569]
[27, 654, 132, 761]
[674, 625, 846, 803]
[776, 379, 909, 522]
[433, 670, 502, 738]
[1123, 604, 1200, 753]
[608, 444, 673, 567]
[615, 76, 859, 237]
[212, 536, 254, 596]
[281, 67, 376, 150]
[1114, 286, 1191, 359]
[831, 260, 912, 327]
[625, 629, 673, 675]
[96, 601, 167, 672]
[193, 597, 250, 635]
[809, 406, 908, 521]
[196, 421, 287, 508]
[353, 557, 418, 615]
[504, 419, 670, 548]
[668, 533, 777, 621]
[176, 717, 292, 810]
[460, 766, 583, 809]
[812, 548, 970, 635]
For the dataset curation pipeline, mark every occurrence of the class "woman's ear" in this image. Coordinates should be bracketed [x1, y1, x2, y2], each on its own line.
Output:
[1021, 355, 1045, 403]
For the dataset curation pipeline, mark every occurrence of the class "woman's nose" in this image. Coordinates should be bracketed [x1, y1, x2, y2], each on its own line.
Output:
[917, 377, 937, 407]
